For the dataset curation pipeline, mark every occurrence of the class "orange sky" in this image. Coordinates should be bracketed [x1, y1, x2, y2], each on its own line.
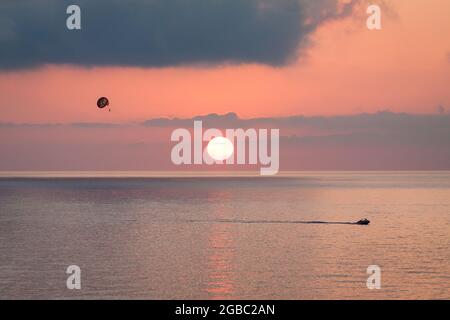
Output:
[0, 0, 449, 124]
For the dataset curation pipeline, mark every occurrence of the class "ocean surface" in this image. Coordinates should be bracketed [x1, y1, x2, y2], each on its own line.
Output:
[0, 172, 449, 299]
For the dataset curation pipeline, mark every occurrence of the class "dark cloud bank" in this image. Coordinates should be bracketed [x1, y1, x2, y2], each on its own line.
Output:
[0, 0, 354, 70]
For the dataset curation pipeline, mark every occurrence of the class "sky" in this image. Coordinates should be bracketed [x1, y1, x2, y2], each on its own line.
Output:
[0, 0, 450, 171]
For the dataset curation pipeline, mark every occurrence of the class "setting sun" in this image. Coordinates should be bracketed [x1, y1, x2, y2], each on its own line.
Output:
[207, 137, 234, 161]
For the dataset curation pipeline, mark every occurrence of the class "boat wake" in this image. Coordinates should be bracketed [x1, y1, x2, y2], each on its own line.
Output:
[188, 218, 370, 225]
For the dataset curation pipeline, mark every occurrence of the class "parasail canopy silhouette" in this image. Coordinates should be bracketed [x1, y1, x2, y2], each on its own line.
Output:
[96, 97, 110, 111]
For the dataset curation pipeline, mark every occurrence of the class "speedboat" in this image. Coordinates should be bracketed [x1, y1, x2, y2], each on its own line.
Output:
[356, 218, 370, 225]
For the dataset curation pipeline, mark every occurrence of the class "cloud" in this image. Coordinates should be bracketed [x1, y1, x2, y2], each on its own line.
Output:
[144, 110, 448, 129]
[0, 122, 61, 128]
[142, 112, 240, 127]
[0, 0, 356, 70]
[70, 122, 122, 128]
[142, 111, 450, 146]
[0, 122, 122, 128]
[4, 111, 450, 145]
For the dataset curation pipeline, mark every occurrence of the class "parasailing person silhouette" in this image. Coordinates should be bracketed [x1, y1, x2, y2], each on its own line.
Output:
[97, 96, 111, 112]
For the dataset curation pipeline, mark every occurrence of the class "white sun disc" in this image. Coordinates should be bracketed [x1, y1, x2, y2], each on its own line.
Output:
[207, 137, 234, 161]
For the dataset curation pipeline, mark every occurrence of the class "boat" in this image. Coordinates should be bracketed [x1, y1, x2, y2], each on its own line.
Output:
[356, 218, 370, 225]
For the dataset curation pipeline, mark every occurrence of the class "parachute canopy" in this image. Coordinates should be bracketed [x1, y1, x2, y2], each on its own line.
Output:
[97, 97, 109, 109]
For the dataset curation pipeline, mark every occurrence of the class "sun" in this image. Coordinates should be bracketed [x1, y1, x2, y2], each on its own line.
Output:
[207, 137, 234, 161]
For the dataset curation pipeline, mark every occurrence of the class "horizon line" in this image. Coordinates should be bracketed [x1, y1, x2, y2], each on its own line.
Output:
[1, 170, 449, 178]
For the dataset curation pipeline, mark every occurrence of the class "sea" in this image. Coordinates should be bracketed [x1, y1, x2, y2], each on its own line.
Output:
[0, 171, 449, 299]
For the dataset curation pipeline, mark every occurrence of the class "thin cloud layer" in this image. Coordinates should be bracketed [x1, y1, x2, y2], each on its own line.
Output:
[142, 111, 450, 147]
[3, 111, 450, 143]
[143, 110, 450, 131]
[0, 0, 356, 70]
[2, 112, 450, 170]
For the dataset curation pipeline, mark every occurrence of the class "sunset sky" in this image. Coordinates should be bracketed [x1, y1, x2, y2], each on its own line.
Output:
[1, 0, 449, 171]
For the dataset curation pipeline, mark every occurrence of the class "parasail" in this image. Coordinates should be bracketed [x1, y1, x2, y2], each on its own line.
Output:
[97, 97, 109, 109]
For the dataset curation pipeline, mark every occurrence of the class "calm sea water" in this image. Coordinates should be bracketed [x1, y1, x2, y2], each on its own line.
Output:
[0, 172, 449, 299]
